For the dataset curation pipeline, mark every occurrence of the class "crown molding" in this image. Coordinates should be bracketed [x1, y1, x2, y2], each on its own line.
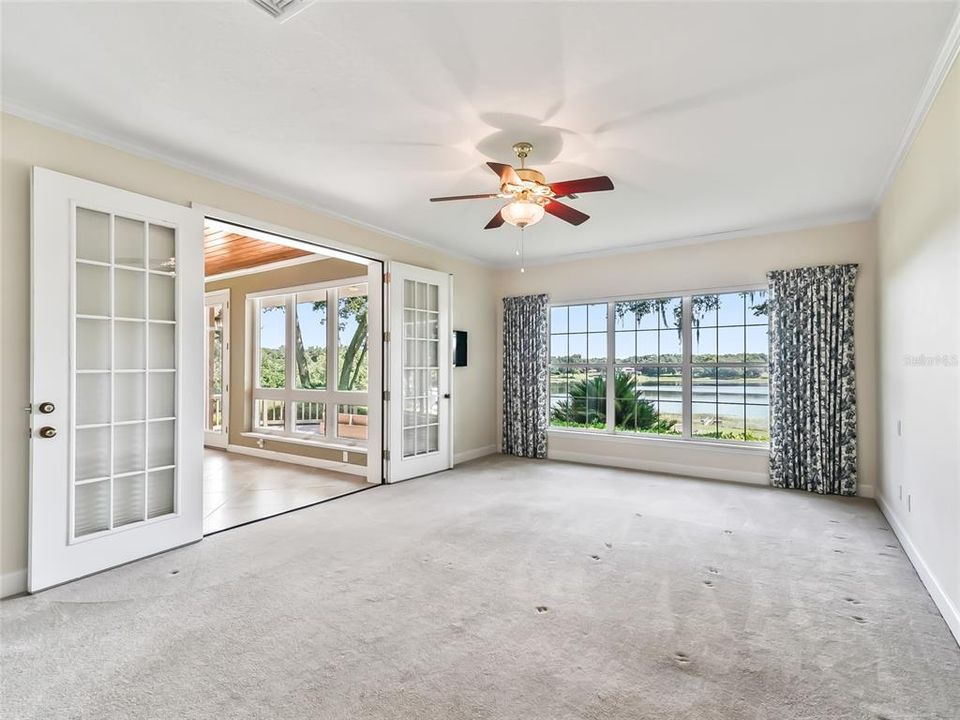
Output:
[871, 4, 960, 210]
[492, 204, 875, 270]
[0, 100, 493, 268]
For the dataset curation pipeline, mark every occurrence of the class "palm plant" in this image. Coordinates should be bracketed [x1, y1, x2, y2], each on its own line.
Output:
[552, 370, 677, 433]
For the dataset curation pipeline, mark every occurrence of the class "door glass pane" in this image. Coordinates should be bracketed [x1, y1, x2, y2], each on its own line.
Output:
[205, 303, 224, 431]
[76, 374, 110, 426]
[114, 423, 146, 475]
[401, 281, 440, 458]
[76, 319, 110, 370]
[115, 322, 146, 370]
[76, 427, 110, 480]
[147, 469, 175, 518]
[114, 269, 145, 319]
[338, 284, 368, 391]
[72, 207, 179, 538]
[77, 264, 110, 316]
[113, 474, 145, 527]
[76, 208, 110, 263]
[115, 373, 145, 422]
[149, 324, 175, 369]
[149, 275, 175, 322]
[75, 481, 110, 537]
[148, 224, 176, 272]
[148, 420, 175, 468]
[149, 372, 175, 419]
[114, 217, 145, 268]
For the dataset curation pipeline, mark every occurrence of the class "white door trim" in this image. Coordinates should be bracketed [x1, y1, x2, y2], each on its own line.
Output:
[192, 207, 384, 485]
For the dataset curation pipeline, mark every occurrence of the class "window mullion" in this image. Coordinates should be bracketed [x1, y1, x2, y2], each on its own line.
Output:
[682, 296, 692, 440]
[285, 295, 295, 434]
[326, 288, 337, 440]
[606, 301, 615, 433]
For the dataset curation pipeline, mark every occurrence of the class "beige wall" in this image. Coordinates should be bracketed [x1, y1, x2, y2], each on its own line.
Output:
[877, 57, 959, 640]
[205, 257, 369, 466]
[495, 219, 879, 493]
[0, 113, 499, 593]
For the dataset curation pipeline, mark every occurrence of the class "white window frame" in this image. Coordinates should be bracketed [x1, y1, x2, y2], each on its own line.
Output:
[250, 276, 369, 446]
[547, 284, 769, 448]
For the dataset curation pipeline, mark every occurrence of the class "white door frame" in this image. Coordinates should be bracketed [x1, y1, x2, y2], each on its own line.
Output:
[191, 205, 385, 485]
[203, 289, 230, 448]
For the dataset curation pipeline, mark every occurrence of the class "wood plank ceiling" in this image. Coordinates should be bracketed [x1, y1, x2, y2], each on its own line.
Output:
[204, 225, 313, 276]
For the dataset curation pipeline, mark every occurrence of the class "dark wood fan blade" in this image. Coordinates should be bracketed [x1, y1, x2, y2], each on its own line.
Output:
[484, 210, 506, 230]
[487, 162, 522, 187]
[430, 193, 500, 202]
[549, 176, 614, 197]
[545, 200, 590, 226]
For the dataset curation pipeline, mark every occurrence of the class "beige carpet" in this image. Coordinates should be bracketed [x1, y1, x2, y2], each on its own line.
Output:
[2, 456, 958, 719]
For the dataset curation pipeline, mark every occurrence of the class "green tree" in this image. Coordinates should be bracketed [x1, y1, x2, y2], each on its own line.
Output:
[614, 291, 767, 339]
[261, 292, 370, 391]
[338, 295, 368, 391]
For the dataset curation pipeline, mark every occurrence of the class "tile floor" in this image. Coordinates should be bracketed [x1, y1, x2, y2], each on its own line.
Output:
[203, 449, 370, 533]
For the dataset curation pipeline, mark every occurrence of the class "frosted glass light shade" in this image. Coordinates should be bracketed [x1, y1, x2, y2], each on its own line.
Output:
[500, 201, 544, 228]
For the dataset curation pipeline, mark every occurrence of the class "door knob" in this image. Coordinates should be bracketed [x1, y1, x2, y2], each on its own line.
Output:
[38, 402, 55, 414]
[38, 426, 57, 439]
[443, 393, 451, 399]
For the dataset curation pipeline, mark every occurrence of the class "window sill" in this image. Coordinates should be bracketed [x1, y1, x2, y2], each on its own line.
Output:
[241, 432, 367, 454]
[546, 427, 768, 454]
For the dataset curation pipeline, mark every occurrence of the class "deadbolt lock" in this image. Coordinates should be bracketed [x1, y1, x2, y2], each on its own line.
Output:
[38, 402, 55, 414]
[38, 426, 57, 439]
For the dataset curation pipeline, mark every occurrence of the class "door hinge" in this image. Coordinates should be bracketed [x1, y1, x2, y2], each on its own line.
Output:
[383, 390, 391, 401]
[382, 449, 391, 460]
[383, 272, 391, 284]
[383, 331, 391, 342]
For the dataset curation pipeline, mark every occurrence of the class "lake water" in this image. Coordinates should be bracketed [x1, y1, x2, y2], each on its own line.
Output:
[645, 384, 769, 420]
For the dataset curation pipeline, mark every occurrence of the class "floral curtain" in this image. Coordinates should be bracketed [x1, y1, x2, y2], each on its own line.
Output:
[502, 294, 549, 458]
[768, 264, 859, 495]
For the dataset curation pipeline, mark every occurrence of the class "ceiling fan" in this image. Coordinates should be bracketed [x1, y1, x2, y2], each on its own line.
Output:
[430, 142, 614, 230]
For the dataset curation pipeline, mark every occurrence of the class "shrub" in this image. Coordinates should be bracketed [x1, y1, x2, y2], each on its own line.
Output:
[551, 371, 677, 433]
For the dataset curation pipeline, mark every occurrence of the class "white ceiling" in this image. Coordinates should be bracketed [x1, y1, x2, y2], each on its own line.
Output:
[2, 1, 957, 264]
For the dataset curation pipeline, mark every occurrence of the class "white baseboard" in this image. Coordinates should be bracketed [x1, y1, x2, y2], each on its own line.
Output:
[548, 449, 771, 486]
[857, 484, 875, 499]
[877, 495, 960, 646]
[454, 444, 498, 465]
[226, 444, 365, 477]
[1, 569, 27, 598]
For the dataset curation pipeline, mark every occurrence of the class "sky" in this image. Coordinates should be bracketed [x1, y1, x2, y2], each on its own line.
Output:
[260, 299, 362, 350]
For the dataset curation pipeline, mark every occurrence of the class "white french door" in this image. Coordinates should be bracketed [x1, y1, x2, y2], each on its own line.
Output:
[387, 263, 452, 481]
[203, 290, 229, 448]
[29, 168, 204, 592]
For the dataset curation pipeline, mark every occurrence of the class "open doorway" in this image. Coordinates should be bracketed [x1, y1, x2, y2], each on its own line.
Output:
[201, 219, 381, 533]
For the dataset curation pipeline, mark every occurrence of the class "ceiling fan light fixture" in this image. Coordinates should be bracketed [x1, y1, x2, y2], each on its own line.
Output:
[500, 200, 544, 229]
